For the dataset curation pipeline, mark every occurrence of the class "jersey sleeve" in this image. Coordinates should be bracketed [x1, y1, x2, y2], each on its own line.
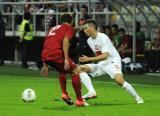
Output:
[101, 35, 112, 53]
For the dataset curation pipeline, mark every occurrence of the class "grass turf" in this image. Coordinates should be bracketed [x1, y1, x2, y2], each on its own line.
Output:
[0, 65, 160, 116]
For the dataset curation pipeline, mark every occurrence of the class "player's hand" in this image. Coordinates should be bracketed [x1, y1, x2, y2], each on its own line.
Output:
[64, 59, 70, 71]
[41, 65, 48, 78]
[79, 55, 90, 62]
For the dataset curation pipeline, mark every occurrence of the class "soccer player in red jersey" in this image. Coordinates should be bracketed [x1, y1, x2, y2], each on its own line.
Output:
[41, 14, 88, 106]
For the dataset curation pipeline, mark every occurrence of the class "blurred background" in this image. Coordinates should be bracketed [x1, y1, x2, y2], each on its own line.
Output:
[0, 0, 160, 73]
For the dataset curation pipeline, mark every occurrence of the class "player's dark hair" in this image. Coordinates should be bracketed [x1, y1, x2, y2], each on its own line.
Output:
[84, 19, 97, 30]
[112, 24, 119, 30]
[60, 14, 73, 24]
[119, 28, 126, 33]
[81, 4, 88, 11]
[104, 25, 111, 30]
[24, 12, 31, 20]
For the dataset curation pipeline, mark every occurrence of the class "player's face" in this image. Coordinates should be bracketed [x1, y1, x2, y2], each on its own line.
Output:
[112, 27, 118, 35]
[83, 24, 92, 37]
[81, 8, 88, 16]
[119, 31, 125, 38]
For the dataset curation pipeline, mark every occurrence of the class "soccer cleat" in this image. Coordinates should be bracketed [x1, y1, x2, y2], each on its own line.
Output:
[82, 92, 97, 100]
[28, 65, 39, 70]
[135, 96, 144, 104]
[61, 93, 74, 105]
[76, 99, 89, 106]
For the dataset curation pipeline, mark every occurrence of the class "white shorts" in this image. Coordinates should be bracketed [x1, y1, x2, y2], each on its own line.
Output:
[86, 60, 123, 79]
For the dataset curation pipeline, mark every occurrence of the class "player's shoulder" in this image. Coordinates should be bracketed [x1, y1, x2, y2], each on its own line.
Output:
[97, 32, 108, 40]
[61, 23, 72, 28]
[87, 36, 92, 42]
[98, 32, 108, 38]
[97, 32, 112, 45]
[62, 23, 74, 31]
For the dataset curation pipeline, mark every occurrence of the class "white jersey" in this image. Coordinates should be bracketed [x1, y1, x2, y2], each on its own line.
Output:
[87, 32, 121, 62]
[87, 32, 122, 78]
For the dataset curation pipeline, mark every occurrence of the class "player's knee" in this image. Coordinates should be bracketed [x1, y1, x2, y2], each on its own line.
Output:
[79, 65, 90, 73]
[72, 67, 80, 75]
[116, 81, 123, 86]
[114, 73, 124, 86]
[72, 66, 84, 75]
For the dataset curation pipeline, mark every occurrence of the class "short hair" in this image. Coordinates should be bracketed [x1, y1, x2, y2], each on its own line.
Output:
[60, 14, 73, 24]
[104, 25, 111, 30]
[83, 19, 97, 30]
[24, 12, 31, 20]
[119, 28, 126, 33]
[112, 24, 119, 30]
[81, 4, 88, 11]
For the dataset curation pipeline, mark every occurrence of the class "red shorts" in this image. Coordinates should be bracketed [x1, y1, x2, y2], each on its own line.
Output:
[44, 57, 77, 73]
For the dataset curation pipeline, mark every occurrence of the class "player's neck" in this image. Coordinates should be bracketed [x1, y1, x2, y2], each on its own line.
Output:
[91, 31, 98, 39]
[63, 22, 71, 26]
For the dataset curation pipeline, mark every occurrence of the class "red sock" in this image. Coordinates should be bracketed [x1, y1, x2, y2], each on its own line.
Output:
[72, 75, 82, 101]
[59, 73, 67, 94]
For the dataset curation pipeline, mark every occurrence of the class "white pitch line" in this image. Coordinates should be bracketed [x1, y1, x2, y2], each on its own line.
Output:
[0, 75, 160, 88]
[42, 79, 160, 88]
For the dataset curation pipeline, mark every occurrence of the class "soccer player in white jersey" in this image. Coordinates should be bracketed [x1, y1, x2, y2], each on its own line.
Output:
[79, 19, 144, 104]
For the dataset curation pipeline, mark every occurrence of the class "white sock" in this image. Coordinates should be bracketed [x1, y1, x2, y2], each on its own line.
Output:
[122, 81, 139, 98]
[80, 72, 96, 93]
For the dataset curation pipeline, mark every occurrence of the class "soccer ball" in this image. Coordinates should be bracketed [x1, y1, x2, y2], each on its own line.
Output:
[22, 88, 36, 102]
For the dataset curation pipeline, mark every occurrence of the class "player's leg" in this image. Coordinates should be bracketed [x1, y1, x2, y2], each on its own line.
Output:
[69, 58, 89, 106]
[44, 61, 74, 105]
[114, 74, 144, 104]
[59, 72, 67, 94]
[58, 72, 74, 105]
[80, 72, 97, 100]
[79, 65, 97, 100]
[21, 40, 29, 68]
[72, 68, 89, 106]
[103, 61, 144, 104]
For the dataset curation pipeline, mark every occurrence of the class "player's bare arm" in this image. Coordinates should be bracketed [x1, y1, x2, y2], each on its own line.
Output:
[79, 52, 109, 63]
[41, 62, 49, 78]
[63, 37, 70, 71]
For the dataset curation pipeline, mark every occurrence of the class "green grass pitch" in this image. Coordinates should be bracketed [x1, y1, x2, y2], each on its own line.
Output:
[0, 65, 160, 116]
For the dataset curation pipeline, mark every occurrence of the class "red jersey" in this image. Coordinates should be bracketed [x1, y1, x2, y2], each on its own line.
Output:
[122, 34, 132, 48]
[42, 23, 74, 63]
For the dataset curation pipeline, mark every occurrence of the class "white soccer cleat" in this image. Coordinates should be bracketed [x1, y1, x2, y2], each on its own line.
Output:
[135, 97, 144, 104]
[84, 101, 90, 106]
[82, 92, 97, 100]
[76, 99, 89, 106]
[28, 65, 39, 70]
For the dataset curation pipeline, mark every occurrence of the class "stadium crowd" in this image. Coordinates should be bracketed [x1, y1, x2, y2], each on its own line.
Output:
[0, 1, 159, 73]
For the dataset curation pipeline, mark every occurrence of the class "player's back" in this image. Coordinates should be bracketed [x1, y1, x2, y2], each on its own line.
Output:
[42, 23, 74, 62]
[45, 24, 68, 50]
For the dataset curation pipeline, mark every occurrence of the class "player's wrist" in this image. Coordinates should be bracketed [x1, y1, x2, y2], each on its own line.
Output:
[43, 62, 48, 67]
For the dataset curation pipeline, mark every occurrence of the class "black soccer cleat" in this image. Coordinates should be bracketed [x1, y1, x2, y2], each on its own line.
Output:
[62, 97, 74, 105]
[61, 93, 74, 105]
